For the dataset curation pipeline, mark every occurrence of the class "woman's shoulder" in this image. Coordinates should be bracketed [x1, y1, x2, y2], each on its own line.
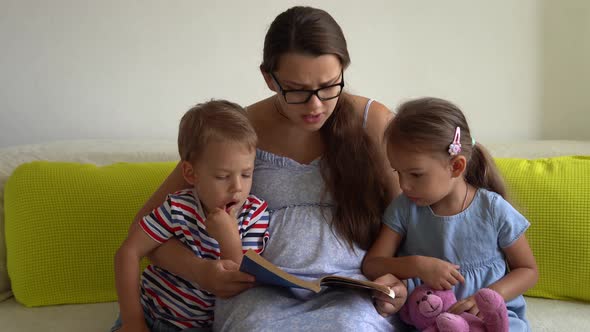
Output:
[347, 94, 393, 130]
[347, 94, 390, 115]
[245, 97, 274, 132]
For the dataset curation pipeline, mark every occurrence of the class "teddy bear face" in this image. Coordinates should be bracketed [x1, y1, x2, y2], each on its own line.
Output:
[404, 285, 458, 330]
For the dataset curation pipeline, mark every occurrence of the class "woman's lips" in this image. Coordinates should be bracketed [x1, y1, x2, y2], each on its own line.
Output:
[302, 113, 322, 124]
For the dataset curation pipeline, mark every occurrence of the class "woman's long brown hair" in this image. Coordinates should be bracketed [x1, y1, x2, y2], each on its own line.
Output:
[260, 6, 388, 250]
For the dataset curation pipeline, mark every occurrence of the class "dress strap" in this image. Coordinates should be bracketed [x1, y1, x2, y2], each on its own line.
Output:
[363, 99, 374, 128]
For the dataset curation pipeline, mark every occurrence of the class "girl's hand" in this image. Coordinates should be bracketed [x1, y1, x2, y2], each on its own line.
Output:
[418, 257, 465, 290]
[197, 259, 255, 298]
[448, 295, 479, 316]
[371, 273, 407, 317]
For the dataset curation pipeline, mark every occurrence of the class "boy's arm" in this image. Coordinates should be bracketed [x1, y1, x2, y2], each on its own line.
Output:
[114, 221, 162, 330]
[206, 207, 243, 264]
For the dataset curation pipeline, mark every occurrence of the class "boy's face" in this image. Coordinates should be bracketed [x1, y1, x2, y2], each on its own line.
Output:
[183, 140, 255, 215]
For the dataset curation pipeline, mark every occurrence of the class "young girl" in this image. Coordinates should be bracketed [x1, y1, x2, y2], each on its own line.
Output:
[363, 97, 538, 331]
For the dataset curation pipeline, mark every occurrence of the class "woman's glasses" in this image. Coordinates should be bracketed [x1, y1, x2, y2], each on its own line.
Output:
[271, 71, 344, 104]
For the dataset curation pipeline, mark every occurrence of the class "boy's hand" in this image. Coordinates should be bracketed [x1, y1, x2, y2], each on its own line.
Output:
[206, 206, 240, 245]
[418, 257, 465, 290]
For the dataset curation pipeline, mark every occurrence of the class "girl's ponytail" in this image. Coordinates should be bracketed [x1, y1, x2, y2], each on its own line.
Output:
[465, 143, 508, 200]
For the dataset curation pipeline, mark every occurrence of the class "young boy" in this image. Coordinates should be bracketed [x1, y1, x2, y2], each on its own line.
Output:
[113, 100, 269, 331]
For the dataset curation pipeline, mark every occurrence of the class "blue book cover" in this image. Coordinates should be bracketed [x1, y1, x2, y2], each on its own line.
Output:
[239, 250, 320, 292]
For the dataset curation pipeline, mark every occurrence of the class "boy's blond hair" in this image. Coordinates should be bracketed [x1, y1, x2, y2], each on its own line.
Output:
[178, 99, 257, 163]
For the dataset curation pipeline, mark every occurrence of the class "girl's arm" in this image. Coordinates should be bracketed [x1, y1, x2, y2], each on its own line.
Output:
[133, 163, 255, 297]
[363, 225, 410, 280]
[487, 235, 539, 300]
[114, 224, 162, 330]
[363, 225, 464, 290]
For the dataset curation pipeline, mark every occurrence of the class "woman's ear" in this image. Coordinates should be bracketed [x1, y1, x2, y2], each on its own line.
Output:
[450, 155, 467, 178]
[260, 67, 277, 92]
[181, 161, 197, 185]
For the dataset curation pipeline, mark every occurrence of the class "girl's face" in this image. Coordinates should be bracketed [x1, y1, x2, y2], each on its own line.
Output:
[387, 145, 457, 208]
[264, 53, 343, 132]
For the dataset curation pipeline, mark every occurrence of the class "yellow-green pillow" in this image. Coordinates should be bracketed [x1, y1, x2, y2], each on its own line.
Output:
[495, 156, 590, 302]
[4, 161, 176, 307]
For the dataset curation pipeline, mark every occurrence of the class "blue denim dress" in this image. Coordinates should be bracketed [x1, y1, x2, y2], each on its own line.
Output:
[383, 189, 531, 331]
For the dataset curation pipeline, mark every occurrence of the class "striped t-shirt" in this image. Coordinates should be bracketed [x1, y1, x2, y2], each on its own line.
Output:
[139, 188, 270, 329]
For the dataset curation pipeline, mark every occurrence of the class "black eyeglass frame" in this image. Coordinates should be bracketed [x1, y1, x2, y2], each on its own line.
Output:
[270, 71, 345, 104]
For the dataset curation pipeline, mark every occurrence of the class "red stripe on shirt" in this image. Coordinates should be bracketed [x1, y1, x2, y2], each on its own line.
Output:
[139, 220, 166, 243]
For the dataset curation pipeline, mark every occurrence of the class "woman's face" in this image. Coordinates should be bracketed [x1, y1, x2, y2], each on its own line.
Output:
[265, 53, 343, 132]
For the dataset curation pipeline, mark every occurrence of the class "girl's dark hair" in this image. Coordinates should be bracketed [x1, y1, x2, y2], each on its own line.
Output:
[384, 97, 507, 199]
[260, 6, 387, 250]
[178, 99, 256, 163]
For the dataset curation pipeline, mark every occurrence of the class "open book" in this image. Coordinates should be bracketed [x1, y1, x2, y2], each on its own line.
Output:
[240, 249, 395, 298]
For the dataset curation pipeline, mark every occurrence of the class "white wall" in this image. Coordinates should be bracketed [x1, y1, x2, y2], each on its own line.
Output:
[0, 0, 571, 148]
[540, 0, 590, 140]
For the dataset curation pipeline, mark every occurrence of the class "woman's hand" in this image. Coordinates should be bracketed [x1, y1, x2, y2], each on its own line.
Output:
[371, 273, 407, 317]
[448, 295, 479, 316]
[417, 256, 464, 290]
[197, 258, 255, 298]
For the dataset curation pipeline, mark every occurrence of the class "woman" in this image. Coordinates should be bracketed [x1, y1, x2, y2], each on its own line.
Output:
[135, 6, 407, 331]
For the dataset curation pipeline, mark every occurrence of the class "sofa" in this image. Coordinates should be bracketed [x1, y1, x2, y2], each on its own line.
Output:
[0, 139, 589, 332]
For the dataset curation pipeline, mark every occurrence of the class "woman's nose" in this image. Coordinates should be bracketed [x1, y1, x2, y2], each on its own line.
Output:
[307, 92, 323, 108]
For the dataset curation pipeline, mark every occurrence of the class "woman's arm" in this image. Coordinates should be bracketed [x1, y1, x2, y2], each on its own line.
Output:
[134, 162, 255, 297]
[115, 224, 162, 331]
[133, 161, 193, 277]
[132, 162, 189, 227]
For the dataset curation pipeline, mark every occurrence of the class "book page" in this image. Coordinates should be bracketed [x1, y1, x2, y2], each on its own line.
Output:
[319, 276, 395, 298]
[240, 250, 395, 298]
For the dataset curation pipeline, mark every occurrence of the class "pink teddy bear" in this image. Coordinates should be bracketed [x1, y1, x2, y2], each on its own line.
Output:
[399, 285, 509, 332]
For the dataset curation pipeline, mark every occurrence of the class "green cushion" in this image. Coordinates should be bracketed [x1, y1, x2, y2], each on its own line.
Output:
[4, 161, 176, 307]
[495, 156, 590, 302]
